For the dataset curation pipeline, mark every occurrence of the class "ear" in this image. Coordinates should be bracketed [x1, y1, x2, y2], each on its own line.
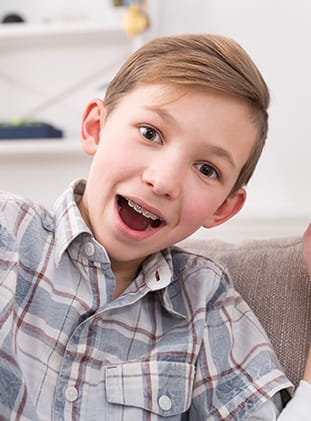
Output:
[203, 188, 246, 229]
[80, 99, 106, 156]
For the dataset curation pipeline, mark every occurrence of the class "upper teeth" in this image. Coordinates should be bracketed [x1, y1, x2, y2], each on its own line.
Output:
[127, 199, 160, 221]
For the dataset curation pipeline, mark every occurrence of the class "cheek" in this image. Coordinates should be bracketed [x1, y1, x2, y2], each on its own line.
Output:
[180, 190, 223, 228]
[181, 199, 208, 228]
[98, 133, 141, 168]
[89, 146, 141, 191]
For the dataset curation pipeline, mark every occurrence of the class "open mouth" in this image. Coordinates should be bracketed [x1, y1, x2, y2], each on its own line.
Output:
[117, 195, 164, 231]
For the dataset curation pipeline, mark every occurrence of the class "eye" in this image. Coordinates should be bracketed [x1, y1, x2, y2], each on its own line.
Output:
[139, 126, 162, 144]
[195, 163, 220, 180]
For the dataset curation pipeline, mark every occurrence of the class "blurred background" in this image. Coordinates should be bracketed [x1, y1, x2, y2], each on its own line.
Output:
[0, 0, 310, 241]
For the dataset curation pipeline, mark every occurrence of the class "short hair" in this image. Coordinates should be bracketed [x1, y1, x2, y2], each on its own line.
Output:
[104, 33, 270, 194]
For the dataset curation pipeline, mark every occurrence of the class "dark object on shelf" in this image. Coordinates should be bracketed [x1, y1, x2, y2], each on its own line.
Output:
[0, 121, 63, 139]
[1, 13, 25, 24]
[112, 0, 131, 6]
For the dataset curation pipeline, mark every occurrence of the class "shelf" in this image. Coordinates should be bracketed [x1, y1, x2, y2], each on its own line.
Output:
[0, 138, 85, 157]
[0, 21, 124, 38]
[0, 20, 129, 46]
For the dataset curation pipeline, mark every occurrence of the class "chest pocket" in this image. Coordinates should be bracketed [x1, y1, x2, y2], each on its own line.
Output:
[105, 360, 195, 417]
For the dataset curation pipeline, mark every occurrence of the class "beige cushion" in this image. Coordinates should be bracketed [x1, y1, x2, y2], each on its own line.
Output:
[179, 236, 311, 388]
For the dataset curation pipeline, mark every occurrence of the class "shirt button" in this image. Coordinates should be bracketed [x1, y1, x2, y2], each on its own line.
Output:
[64, 386, 78, 402]
[84, 242, 95, 257]
[158, 395, 172, 411]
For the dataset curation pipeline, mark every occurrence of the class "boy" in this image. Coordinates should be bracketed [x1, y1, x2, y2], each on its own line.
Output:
[0, 34, 293, 420]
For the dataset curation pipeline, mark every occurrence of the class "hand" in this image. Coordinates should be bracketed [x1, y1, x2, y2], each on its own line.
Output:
[302, 224, 311, 384]
[303, 345, 311, 383]
[303, 223, 311, 276]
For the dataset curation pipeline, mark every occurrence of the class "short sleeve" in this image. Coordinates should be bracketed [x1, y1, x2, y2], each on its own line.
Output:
[187, 268, 292, 419]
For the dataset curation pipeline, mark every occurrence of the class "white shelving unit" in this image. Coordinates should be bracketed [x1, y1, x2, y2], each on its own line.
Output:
[0, 20, 128, 46]
[0, 138, 81, 156]
[0, 18, 133, 207]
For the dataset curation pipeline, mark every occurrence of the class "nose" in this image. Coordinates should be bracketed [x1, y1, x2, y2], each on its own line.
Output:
[141, 156, 183, 199]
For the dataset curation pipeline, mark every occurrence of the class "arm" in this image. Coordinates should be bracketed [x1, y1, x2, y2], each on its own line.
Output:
[272, 225, 311, 420]
[302, 224, 311, 384]
[246, 363, 311, 421]
[247, 224, 311, 420]
[303, 346, 311, 383]
[303, 222, 311, 276]
[247, 343, 311, 419]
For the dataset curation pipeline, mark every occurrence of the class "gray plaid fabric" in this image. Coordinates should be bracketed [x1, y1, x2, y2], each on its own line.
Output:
[0, 181, 291, 420]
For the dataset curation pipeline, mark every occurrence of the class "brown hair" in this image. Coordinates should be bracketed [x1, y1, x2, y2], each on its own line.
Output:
[104, 33, 270, 193]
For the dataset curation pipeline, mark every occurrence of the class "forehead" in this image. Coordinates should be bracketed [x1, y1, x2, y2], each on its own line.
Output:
[119, 84, 255, 129]
[111, 84, 257, 170]
[120, 83, 254, 115]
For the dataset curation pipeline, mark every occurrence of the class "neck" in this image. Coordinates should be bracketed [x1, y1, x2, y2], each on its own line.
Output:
[110, 258, 142, 299]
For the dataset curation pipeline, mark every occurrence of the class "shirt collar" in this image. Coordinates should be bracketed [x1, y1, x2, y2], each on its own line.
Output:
[53, 179, 91, 265]
[53, 180, 186, 319]
[141, 249, 187, 319]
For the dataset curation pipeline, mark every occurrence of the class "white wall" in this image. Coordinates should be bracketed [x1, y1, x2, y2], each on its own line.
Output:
[1, 0, 310, 240]
[145, 0, 311, 239]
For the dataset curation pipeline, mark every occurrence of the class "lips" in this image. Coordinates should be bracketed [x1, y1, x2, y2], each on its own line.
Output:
[117, 195, 164, 231]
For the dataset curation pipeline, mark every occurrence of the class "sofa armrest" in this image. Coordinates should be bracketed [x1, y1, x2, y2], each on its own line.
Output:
[179, 236, 311, 388]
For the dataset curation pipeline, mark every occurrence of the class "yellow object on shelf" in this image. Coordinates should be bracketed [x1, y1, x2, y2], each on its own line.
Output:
[122, 3, 149, 37]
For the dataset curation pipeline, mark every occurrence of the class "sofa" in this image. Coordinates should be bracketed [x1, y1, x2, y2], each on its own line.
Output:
[179, 236, 311, 389]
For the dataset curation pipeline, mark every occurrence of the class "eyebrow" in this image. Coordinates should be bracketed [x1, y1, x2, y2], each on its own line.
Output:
[144, 106, 177, 127]
[206, 145, 237, 170]
[145, 105, 237, 169]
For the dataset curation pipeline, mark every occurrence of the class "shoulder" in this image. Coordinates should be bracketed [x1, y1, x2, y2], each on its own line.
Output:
[0, 190, 53, 231]
[170, 244, 228, 276]
[0, 190, 54, 256]
[0, 189, 42, 214]
[169, 245, 275, 351]
[169, 245, 232, 301]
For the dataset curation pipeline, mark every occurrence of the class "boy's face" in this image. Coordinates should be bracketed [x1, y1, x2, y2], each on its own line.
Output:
[79, 85, 257, 275]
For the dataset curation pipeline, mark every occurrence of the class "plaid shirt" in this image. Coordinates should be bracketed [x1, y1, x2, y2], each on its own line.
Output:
[0, 180, 291, 421]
